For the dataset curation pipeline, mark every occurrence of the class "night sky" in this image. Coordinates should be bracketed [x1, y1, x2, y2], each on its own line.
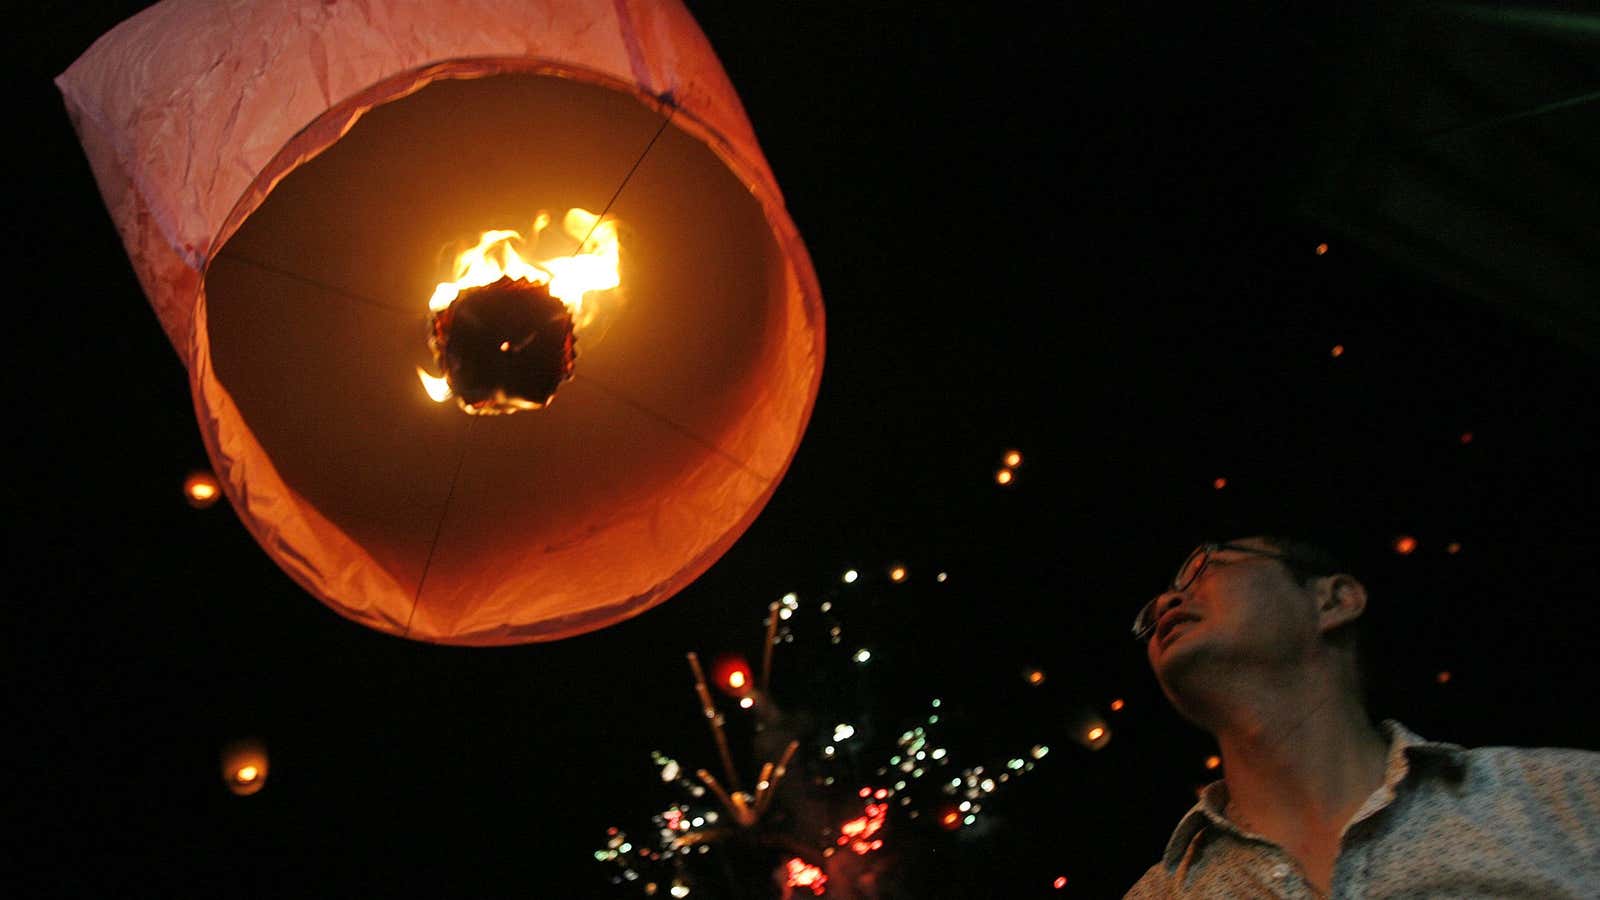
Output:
[14, 3, 1600, 897]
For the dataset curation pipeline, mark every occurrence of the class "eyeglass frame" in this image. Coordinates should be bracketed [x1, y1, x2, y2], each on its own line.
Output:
[1131, 541, 1307, 641]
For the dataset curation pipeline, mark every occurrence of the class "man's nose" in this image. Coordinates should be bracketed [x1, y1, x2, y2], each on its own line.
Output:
[1153, 589, 1186, 620]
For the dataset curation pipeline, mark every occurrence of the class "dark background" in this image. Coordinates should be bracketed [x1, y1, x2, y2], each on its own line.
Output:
[11, 2, 1599, 897]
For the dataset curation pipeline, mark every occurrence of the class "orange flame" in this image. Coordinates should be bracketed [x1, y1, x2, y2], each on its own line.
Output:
[419, 209, 621, 402]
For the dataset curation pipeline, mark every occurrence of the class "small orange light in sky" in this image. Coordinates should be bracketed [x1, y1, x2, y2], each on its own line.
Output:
[1315, 242, 1329, 255]
[1026, 669, 1046, 686]
[1110, 699, 1125, 712]
[1460, 432, 1474, 445]
[1437, 670, 1452, 684]
[1330, 344, 1345, 358]
[1087, 727, 1105, 742]
[1053, 875, 1069, 889]
[1204, 755, 1221, 770]
[1213, 477, 1227, 490]
[889, 566, 907, 583]
[1446, 542, 1462, 555]
[184, 471, 221, 508]
[1394, 536, 1418, 555]
[1003, 450, 1022, 467]
[996, 469, 1014, 485]
[940, 809, 961, 830]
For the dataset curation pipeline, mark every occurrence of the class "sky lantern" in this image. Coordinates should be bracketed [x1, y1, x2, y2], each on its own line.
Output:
[56, 0, 824, 645]
[220, 738, 268, 796]
[183, 471, 221, 509]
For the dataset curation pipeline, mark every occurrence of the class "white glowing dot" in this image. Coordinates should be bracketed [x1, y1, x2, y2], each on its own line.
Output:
[1031, 745, 1049, 759]
[931, 748, 947, 760]
[820, 601, 832, 613]
[738, 697, 754, 709]
[660, 761, 680, 782]
[843, 569, 859, 583]
[833, 723, 856, 741]
[823, 746, 836, 757]
[778, 607, 793, 620]
[853, 649, 872, 664]
[704, 811, 717, 823]
[895, 781, 907, 791]
[692, 817, 704, 827]
[619, 842, 632, 853]
[931, 699, 942, 708]
[928, 715, 939, 724]
[782, 592, 799, 608]
[959, 801, 971, 812]
[980, 778, 995, 792]
[936, 572, 948, 582]
[670, 884, 690, 898]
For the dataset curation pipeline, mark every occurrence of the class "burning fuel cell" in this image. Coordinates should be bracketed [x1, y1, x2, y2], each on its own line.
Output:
[427, 277, 575, 414]
[417, 210, 619, 414]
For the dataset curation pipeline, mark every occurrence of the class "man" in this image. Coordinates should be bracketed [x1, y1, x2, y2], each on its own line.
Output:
[1125, 536, 1599, 898]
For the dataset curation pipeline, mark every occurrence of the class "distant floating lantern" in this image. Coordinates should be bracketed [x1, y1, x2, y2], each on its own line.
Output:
[1069, 708, 1111, 751]
[1003, 450, 1023, 468]
[58, 0, 823, 645]
[1436, 670, 1452, 684]
[1053, 876, 1068, 889]
[1394, 535, 1418, 555]
[1330, 344, 1345, 358]
[1024, 668, 1046, 686]
[221, 738, 268, 796]
[1204, 755, 1221, 770]
[1446, 541, 1462, 555]
[183, 471, 221, 509]
[889, 566, 908, 583]
[1109, 698, 1125, 712]
[1212, 477, 1228, 490]
[1316, 242, 1329, 255]
[996, 469, 1014, 485]
[1460, 431, 1474, 445]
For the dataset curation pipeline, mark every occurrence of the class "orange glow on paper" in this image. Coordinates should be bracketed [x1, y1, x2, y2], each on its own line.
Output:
[996, 469, 1014, 485]
[1394, 536, 1418, 555]
[1110, 698, 1125, 712]
[183, 471, 221, 508]
[419, 210, 621, 402]
[783, 857, 828, 894]
[1003, 450, 1022, 467]
[1330, 344, 1345, 358]
[889, 566, 907, 583]
[1204, 755, 1221, 770]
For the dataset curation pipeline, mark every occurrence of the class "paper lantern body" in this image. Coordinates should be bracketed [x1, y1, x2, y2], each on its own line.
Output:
[58, 0, 823, 645]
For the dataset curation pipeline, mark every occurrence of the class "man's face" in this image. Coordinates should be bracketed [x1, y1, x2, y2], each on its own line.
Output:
[1145, 537, 1323, 697]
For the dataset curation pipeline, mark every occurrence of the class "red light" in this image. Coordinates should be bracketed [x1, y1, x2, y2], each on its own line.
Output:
[1053, 876, 1069, 889]
[1110, 698, 1125, 712]
[1394, 536, 1417, 555]
[1212, 477, 1227, 490]
[783, 857, 829, 895]
[1460, 431, 1474, 445]
[1315, 242, 1329, 255]
[712, 655, 753, 696]
[939, 809, 961, 830]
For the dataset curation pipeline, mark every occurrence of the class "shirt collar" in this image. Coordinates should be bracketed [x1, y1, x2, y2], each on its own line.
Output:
[1158, 719, 1465, 868]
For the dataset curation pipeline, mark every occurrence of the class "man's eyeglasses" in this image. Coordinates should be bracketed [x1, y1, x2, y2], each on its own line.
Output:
[1131, 542, 1295, 641]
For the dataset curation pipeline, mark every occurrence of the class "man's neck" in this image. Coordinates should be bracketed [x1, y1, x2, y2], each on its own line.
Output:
[1210, 680, 1389, 844]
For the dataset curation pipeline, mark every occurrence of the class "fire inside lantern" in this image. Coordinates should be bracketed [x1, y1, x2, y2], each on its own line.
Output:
[417, 208, 621, 414]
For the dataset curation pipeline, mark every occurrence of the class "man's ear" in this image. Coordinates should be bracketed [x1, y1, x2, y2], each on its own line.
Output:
[1317, 574, 1368, 633]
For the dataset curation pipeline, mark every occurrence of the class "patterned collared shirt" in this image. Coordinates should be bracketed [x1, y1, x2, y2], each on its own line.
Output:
[1125, 720, 1600, 898]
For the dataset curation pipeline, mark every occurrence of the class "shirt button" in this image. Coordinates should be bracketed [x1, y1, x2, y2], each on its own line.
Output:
[1269, 863, 1291, 880]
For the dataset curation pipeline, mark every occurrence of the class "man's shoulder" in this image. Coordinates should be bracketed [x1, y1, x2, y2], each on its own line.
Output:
[1455, 742, 1600, 787]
